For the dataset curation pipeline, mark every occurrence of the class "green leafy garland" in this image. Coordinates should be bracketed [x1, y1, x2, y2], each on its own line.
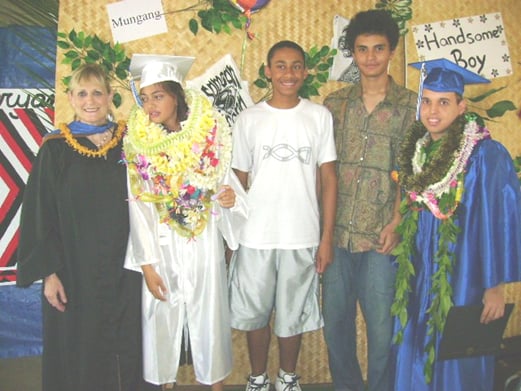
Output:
[392, 114, 491, 383]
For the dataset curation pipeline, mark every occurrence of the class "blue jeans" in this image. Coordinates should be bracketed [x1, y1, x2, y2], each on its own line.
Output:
[322, 248, 396, 391]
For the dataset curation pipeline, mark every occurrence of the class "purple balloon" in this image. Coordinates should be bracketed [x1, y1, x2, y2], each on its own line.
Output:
[252, 0, 270, 11]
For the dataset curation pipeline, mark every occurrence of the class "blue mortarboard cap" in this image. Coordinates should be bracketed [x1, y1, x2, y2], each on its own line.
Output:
[409, 58, 489, 119]
[410, 58, 489, 95]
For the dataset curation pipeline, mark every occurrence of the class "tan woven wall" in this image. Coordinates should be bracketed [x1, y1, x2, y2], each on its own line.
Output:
[55, 0, 521, 161]
[56, 0, 521, 386]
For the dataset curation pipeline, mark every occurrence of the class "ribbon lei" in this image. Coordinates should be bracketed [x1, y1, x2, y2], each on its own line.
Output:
[244, 9, 255, 40]
[415, 62, 427, 120]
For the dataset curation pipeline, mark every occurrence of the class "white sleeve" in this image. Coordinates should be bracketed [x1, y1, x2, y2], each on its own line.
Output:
[318, 108, 337, 165]
[231, 114, 253, 172]
[215, 169, 249, 250]
[124, 174, 163, 272]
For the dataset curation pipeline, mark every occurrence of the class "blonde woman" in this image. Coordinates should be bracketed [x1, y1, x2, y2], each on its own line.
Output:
[17, 63, 144, 391]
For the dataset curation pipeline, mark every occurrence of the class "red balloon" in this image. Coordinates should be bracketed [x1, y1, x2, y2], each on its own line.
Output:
[237, 0, 256, 9]
[230, 0, 270, 12]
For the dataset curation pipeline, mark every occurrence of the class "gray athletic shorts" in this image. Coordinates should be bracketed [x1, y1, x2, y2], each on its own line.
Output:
[228, 245, 323, 337]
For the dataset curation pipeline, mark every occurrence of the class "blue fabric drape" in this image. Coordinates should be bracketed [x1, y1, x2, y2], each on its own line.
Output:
[0, 26, 56, 88]
[0, 25, 55, 358]
[0, 284, 43, 358]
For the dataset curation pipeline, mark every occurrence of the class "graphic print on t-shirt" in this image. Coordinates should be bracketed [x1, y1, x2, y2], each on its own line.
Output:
[262, 143, 311, 164]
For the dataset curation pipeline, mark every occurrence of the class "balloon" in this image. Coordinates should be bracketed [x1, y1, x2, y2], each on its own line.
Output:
[229, 0, 271, 13]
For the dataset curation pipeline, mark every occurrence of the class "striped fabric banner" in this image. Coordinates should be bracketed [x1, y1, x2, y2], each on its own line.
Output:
[0, 89, 54, 285]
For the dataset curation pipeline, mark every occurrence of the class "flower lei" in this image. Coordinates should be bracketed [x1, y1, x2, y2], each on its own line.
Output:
[60, 121, 126, 158]
[123, 89, 232, 238]
[391, 113, 490, 383]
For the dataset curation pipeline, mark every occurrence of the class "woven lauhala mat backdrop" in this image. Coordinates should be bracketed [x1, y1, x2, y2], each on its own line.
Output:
[54, 0, 521, 385]
[0, 26, 55, 358]
[1, 0, 520, 384]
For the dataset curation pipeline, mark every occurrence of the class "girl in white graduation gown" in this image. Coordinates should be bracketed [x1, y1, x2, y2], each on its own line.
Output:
[123, 54, 248, 391]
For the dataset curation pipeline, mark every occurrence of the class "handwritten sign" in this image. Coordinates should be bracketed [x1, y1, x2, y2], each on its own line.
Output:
[412, 12, 512, 79]
[187, 54, 254, 127]
[106, 0, 167, 44]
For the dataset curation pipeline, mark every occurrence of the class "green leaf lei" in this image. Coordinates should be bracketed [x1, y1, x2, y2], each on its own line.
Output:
[392, 113, 490, 383]
[397, 116, 466, 193]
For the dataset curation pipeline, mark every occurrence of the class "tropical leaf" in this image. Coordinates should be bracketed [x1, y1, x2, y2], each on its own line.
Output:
[375, 0, 413, 36]
[485, 100, 517, 118]
[514, 156, 521, 184]
[174, 0, 246, 36]
[467, 86, 508, 103]
[57, 30, 131, 107]
[467, 88, 517, 122]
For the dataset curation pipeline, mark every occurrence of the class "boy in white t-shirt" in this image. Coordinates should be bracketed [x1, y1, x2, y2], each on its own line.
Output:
[229, 40, 337, 391]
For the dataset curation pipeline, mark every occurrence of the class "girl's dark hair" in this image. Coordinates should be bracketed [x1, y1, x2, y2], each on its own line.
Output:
[345, 9, 400, 52]
[158, 80, 189, 122]
[267, 40, 306, 67]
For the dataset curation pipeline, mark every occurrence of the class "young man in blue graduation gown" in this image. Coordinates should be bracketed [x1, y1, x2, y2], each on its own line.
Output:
[392, 58, 521, 391]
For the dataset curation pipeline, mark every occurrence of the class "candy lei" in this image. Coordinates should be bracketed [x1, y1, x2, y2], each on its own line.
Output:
[60, 121, 126, 158]
[391, 114, 490, 383]
[123, 89, 232, 238]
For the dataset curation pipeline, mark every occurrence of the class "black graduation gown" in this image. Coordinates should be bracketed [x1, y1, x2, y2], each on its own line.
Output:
[16, 133, 144, 391]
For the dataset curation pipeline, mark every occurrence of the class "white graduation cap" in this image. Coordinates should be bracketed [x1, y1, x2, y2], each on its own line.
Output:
[129, 54, 195, 88]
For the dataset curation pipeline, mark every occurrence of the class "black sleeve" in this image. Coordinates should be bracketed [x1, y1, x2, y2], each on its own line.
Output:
[16, 140, 64, 287]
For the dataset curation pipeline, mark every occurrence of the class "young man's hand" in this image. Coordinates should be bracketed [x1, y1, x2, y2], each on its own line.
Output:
[376, 220, 400, 254]
[316, 239, 334, 274]
[480, 284, 505, 324]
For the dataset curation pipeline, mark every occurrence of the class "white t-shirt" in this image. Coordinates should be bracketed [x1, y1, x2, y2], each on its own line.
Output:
[232, 99, 336, 249]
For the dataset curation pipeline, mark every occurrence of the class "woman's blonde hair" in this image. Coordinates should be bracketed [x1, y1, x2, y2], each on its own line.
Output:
[67, 63, 112, 93]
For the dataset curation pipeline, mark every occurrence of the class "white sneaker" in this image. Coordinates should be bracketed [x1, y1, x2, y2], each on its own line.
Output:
[274, 372, 302, 391]
[245, 373, 270, 391]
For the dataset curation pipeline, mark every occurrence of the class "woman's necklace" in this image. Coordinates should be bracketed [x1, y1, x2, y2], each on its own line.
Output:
[88, 128, 114, 148]
[60, 120, 126, 158]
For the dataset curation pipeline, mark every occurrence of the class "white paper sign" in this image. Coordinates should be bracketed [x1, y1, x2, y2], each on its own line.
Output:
[187, 54, 254, 127]
[329, 15, 360, 83]
[106, 0, 167, 44]
[412, 12, 513, 79]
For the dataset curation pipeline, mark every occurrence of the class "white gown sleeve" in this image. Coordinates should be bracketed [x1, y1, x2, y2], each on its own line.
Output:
[124, 173, 163, 272]
[215, 168, 249, 250]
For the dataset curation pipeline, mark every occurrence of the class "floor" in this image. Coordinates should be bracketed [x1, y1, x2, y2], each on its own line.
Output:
[0, 356, 334, 391]
[494, 336, 521, 391]
[2, 342, 520, 391]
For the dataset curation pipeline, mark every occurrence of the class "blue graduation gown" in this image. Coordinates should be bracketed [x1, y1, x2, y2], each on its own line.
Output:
[393, 139, 521, 391]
